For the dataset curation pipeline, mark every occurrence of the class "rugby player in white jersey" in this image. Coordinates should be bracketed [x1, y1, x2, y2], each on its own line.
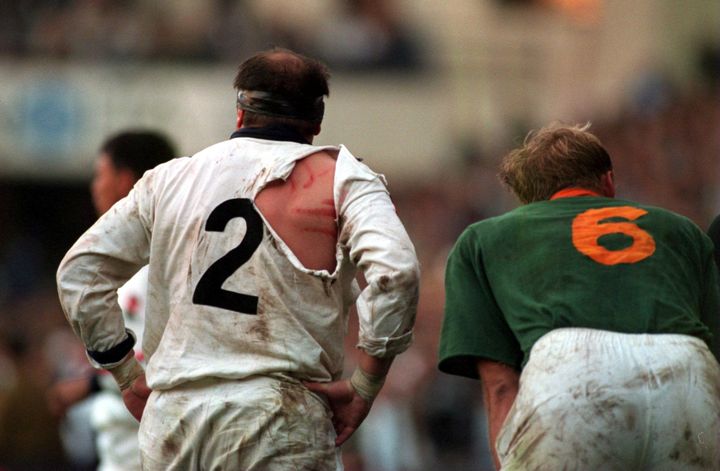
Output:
[49, 131, 176, 470]
[57, 48, 420, 470]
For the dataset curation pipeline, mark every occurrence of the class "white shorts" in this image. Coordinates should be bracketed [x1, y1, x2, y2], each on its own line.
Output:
[138, 376, 342, 470]
[497, 328, 720, 471]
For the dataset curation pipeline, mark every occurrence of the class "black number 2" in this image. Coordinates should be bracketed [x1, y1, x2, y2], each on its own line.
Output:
[192, 198, 263, 314]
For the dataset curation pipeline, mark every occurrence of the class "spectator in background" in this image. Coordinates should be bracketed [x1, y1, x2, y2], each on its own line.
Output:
[312, 0, 424, 72]
[48, 130, 176, 471]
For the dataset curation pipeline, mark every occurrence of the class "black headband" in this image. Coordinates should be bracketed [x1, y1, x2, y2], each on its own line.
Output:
[237, 90, 325, 122]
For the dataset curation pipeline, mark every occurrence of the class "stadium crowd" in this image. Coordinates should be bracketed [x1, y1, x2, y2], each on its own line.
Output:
[0, 0, 424, 72]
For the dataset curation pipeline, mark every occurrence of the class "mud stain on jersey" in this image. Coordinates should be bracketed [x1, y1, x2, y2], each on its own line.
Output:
[625, 408, 637, 430]
[161, 417, 188, 459]
[377, 275, 391, 293]
[665, 422, 710, 467]
[320, 277, 336, 297]
[251, 287, 273, 341]
[623, 366, 674, 389]
[161, 437, 179, 458]
[278, 382, 308, 412]
[247, 313, 270, 342]
[245, 167, 268, 195]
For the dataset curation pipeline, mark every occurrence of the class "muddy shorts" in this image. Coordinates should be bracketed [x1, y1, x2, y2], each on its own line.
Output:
[138, 376, 342, 470]
[497, 328, 720, 470]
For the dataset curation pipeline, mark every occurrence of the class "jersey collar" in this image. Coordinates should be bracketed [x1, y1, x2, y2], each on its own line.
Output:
[230, 125, 311, 145]
[550, 188, 603, 200]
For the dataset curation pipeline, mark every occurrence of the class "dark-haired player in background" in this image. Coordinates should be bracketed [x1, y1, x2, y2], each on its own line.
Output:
[439, 123, 720, 470]
[49, 130, 176, 471]
[57, 48, 419, 470]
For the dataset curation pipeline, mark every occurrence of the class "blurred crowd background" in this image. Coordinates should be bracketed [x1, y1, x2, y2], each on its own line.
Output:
[0, 0, 719, 470]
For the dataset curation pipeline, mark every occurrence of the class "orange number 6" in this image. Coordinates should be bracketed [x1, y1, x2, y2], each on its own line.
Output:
[571, 206, 655, 265]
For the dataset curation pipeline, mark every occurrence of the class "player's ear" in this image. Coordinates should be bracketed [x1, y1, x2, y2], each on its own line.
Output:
[236, 108, 245, 129]
[600, 170, 615, 197]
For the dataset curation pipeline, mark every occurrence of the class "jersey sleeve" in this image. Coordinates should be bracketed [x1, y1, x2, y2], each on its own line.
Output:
[707, 214, 720, 271]
[699, 234, 720, 362]
[336, 147, 420, 358]
[56, 171, 156, 369]
[438, 226, 522, 379]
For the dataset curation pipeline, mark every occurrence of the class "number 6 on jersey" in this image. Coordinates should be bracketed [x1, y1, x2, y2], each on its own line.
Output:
[571, 206, 656, 266]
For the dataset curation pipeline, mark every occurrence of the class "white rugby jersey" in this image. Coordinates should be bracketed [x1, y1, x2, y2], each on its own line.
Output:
[57, 136, 419, 390]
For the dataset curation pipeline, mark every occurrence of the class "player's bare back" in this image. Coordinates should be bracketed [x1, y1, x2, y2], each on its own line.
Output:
[255, 150, 338, 272]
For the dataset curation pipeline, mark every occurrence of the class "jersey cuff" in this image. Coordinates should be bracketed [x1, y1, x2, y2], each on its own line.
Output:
[86, 329, 136, 368]
[358, 329, 414, 358]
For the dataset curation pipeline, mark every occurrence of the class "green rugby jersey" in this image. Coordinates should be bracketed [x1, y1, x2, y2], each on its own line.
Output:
[438, 194, 720, 379]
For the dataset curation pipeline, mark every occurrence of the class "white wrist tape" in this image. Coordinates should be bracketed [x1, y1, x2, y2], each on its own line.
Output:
[107, 354, 144, 391]
[350, 368, 386, 403]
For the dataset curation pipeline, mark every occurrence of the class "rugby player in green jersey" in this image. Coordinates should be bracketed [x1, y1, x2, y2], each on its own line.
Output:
[438, 123, 720, 470]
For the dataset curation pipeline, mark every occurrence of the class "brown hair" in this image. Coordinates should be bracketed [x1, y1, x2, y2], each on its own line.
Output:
[234, 48, 330, 134]
[499, 122, 613, 204]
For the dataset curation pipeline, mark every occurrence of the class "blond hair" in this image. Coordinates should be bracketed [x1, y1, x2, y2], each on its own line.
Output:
[499, 122, 612, 204]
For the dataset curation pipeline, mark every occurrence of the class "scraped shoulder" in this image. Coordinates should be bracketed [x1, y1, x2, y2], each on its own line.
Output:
[255, 149, 339, 273]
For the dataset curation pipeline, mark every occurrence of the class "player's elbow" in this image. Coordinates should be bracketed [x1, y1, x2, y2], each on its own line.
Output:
[56, 253, 74, 300]
[374, 260, 420, 297]
[56, 254, 81, 317]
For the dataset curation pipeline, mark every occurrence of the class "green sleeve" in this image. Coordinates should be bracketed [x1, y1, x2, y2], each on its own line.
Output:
[708, 215, 720, 271]
[438, 227, 522, 379]
[700, 236, 720, 362]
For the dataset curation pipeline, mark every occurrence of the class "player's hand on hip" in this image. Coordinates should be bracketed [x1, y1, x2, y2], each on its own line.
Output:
[121, 373, 151, 422]
[304, 379, 372, 446]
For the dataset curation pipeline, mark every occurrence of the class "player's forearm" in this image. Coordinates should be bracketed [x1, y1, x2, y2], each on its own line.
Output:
[349, 350, 394, 404]
[478, 360, 520, 470]
[357, 349, 393, 377]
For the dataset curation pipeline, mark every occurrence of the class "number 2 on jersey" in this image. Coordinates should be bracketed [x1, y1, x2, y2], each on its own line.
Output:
[571, 206, 655, 265]
[192, 198, 262, 313]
